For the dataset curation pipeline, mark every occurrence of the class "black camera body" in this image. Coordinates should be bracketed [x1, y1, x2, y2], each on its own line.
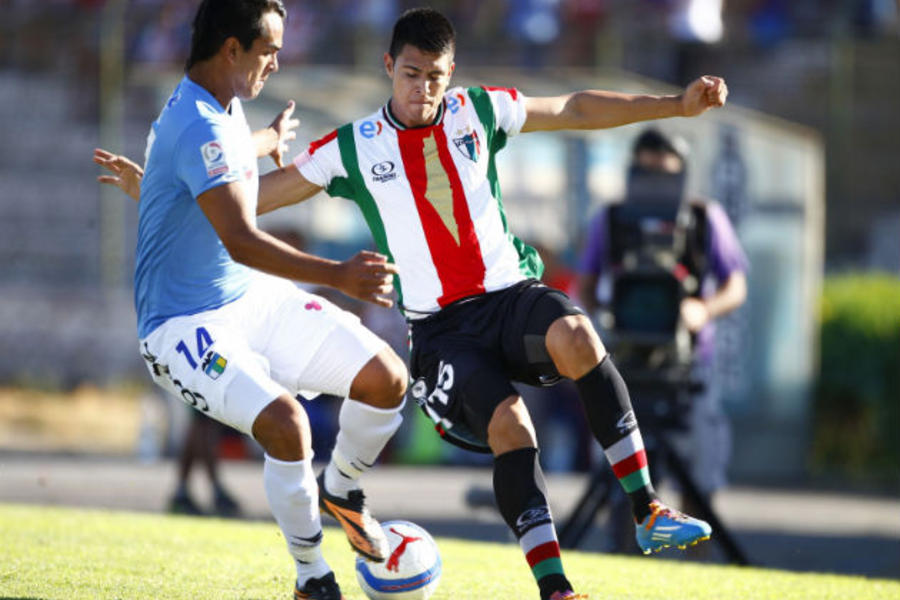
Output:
[603, 166, 709, 416]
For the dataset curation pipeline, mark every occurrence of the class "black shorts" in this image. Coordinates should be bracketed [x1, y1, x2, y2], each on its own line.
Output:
[408, 279, 583, 452]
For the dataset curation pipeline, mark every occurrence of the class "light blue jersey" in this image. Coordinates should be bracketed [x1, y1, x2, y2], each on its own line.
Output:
[135, 76, 259, 338]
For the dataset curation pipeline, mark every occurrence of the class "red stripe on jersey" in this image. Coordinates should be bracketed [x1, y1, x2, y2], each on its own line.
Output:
[611, 449, 648, 479]
[482, 86, 518, 100]
[396, 126, 486, 307]
[525, 541, 561, 568]
[307, 129, 337, 155]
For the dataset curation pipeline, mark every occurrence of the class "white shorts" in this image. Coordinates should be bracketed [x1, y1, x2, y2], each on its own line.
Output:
[139, 273, 388, 435]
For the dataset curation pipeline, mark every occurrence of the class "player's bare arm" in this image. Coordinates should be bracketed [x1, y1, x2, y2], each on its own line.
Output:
[680, 270, 747, 333]
[522, 76, 728, 133]
[197, 182, 397, 307]
[93, 146, 322, 215]
[256, 164, 322, 215]
[252, 99, 300, 166]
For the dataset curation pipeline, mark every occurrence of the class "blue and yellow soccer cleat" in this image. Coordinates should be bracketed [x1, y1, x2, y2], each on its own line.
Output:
[635, 500, 712, 554]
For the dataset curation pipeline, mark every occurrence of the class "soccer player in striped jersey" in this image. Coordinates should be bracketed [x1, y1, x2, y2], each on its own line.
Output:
[278, 9, 723, 599]
[99, 7, 727, 599]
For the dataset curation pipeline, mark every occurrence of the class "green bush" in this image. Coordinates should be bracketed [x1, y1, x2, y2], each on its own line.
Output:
[812, 273, 900, 482]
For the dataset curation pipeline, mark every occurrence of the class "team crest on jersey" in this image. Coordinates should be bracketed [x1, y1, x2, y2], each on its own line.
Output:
[453, 129, 480, 162]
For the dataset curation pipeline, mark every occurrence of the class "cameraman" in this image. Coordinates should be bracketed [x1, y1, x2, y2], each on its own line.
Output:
[578, 128, 748, 555]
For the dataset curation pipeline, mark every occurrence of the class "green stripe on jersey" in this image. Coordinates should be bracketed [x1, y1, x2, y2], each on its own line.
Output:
[333, 124, 405, 307]
[466, 86, 543, 280]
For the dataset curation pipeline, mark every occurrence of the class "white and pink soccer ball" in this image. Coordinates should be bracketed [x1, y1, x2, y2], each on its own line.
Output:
[355, 520, 442, 600]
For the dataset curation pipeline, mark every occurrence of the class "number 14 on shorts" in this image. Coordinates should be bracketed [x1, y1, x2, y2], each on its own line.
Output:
[174, 326, 227, 380]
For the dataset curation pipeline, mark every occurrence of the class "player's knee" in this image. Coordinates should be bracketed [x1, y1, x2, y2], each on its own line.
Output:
[382, 349, 408, 404]
[252, 395, 311, 461]
[351, 348, 408, 409]
[570, 322, 603, 358]
[547, 315, 606, 378]
[487, 397, 537, 454]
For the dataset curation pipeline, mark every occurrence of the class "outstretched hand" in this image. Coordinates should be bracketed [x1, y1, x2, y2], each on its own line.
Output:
[93, 148, 143, 201]
[267, 100, 300, 168]
[337, 250, 399, 307]
[681, 76, 728, 117]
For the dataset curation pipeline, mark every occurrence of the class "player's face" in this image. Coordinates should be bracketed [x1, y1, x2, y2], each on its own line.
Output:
[384, 44, 455, 127]
[233, 11, 283, 100]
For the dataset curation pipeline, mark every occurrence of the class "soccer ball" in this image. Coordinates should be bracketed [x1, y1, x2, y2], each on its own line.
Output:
[355, 520, 442, 600]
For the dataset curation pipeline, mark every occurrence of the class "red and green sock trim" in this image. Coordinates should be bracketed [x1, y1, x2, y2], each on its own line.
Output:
[520, 524, 565, 582]
[605, 430, 652, 494]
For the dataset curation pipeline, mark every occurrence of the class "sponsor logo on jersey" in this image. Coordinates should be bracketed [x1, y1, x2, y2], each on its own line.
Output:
[446, 92, 466, 114]
[616, 410, 637, 434]
[200, 140, 229, 177]
[409, 378, 428, 402]
[201, 350, 227, 380]
[453, 129, 481, 162]
[371, 160, 397, 183]
[360, 120, 383, 139]
[515, 507, 551, 533]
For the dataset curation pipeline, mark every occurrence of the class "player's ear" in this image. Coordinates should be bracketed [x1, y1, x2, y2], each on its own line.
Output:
[223, 37, 241, 64]
[383, 52, 394, 78]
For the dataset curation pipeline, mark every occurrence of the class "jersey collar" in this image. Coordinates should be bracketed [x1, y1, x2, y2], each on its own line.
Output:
[382, 98, 446, 130]
[183, 75, 233, 114]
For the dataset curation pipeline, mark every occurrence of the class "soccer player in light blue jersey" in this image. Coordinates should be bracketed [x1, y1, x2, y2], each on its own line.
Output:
[98, 2, 407, 598]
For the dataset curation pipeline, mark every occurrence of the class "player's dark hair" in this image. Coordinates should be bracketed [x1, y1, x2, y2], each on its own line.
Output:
[186, 0, 286, 70]
[388, 7, 455, 60]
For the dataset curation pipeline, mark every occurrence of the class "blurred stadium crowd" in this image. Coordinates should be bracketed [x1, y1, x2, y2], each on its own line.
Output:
[9, 1, 900, 72]
[3, 0, 898, 263]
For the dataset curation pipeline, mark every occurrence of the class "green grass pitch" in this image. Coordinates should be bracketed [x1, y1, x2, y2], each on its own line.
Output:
[0, 503, 897, 599]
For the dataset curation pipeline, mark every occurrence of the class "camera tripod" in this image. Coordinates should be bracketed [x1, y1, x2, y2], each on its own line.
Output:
[558, 368, 749, 565]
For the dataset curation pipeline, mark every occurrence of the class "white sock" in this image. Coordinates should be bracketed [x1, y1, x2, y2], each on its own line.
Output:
[323, 398, 404, 499]
[263, 454, 331, 585]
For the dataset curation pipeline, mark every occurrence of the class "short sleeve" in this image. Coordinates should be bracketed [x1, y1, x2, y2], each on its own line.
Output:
[705, 202, 749, 281]
[174, 119, 241, 198]
[483, 86, 527, 137]
[579, 208, 610, 275]
[293, 129, 348, 190]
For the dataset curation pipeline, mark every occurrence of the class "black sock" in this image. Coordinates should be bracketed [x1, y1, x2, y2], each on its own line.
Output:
[575, 357, 657, 522]
[493, 448, 570, 596]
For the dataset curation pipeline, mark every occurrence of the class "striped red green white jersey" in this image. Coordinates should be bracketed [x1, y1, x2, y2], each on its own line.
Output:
[294, 85, 543, 319]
